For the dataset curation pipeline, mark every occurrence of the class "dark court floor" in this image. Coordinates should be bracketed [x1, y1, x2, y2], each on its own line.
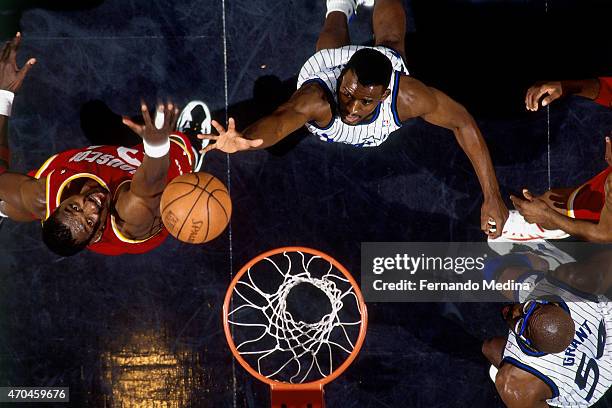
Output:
[0, 0, 611, 407]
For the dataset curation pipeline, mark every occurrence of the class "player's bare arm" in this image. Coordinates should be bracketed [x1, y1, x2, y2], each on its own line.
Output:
[511, 137, 612, 242]
[525, 79, 601, 111]
[510, 175, 612, 243]
[118, 101, 179, 239]
[0, 32, 42, 221]
[482, 336, 507, 368]
[199, 82, 331, 153]
[495, 364, 552, 408]
[395, 75, 508, 238]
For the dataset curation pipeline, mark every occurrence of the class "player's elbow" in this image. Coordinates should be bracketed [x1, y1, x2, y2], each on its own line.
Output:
[482, 338, 501, 366]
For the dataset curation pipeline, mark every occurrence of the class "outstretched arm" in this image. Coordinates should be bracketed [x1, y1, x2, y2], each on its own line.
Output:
[396, 76, 508, 238]
[200, 82, 331, 153]
[117, 101, 178, 239]
[0, 32, 44, 221]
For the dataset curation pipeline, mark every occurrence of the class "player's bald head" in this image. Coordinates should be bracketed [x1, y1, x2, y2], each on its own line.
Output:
[527, 304, 575, 354]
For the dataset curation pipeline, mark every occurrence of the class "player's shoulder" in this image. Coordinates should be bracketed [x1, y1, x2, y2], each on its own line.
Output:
[495, 361, 553, 408]
[396, 75, 437, 117]
[293, 81, 332, 114]
[297, 80, 331, 98]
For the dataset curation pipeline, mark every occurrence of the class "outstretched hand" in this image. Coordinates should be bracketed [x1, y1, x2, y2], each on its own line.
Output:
[122, 101, 179, 147]
[525, 82, 562, 111]
[0, 32, 36, 93]
[198, 118, 263, 154]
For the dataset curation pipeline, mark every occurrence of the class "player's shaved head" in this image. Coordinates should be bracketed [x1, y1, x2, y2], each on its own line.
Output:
[527, 304, 575, 354]
[42, 210, 90, 256]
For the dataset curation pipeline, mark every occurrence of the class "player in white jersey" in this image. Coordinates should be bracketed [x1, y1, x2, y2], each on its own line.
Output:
[482, 249, 612, 407]
[199, 0, 509, 239]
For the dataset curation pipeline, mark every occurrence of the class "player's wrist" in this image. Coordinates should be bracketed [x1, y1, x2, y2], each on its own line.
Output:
[143, 137, 170, 158]
[0, 90, 15, 117]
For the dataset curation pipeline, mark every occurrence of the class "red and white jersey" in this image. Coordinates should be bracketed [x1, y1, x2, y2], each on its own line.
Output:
[567, 167, 612, 222]
[29, 133, 194, 255]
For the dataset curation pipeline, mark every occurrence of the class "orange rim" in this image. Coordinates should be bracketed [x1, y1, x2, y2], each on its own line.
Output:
[222, 246, 368, 389]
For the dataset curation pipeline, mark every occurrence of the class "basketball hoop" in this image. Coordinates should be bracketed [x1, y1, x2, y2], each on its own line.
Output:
[223, 247, 368, 408]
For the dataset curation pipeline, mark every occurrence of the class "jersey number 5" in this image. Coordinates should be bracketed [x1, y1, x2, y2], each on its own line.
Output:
[574, 319, 606, 402]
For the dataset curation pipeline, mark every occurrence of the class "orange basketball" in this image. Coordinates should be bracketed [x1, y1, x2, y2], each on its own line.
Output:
[160, 172, 232, 244]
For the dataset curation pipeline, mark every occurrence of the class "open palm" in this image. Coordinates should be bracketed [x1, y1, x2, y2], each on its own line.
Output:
[199, 118, 263, 154]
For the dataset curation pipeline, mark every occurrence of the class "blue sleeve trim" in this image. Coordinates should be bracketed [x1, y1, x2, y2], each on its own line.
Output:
[391, 72, 403, 127]
[300, 78, 335, 130]
[502, 356, 560, 398]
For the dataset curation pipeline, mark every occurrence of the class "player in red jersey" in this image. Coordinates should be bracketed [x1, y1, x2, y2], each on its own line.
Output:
[0, 33, 196, 256]
[502, 137, 612, 243]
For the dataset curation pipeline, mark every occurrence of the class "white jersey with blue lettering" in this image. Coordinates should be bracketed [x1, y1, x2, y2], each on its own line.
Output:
[296, 45, 409, 147]
[503, 278, 612, 407]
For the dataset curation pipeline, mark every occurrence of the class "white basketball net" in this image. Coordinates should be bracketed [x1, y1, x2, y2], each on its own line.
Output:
[227, 250, 364, 384]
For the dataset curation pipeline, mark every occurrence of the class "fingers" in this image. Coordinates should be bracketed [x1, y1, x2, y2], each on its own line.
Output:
[481, 215, 499, 238]
[122, 116, 144, 135]
[249, 138, 264, 148]
[0, 40, 10, 61]
[525, 87, 539, 111]
[169, 105, 179, 130]
[541, 93, 559, 107]
[489, 218, 502, 238]
[202, 143, 218, 154]
[522, 188, 534, 201]
[525, 85, 548, 111]
[227, 117, 236, 131]
[509, 194, 524, 210]
[140, 100, 153, 129]
[480, 215, 489, 233]
[17, 58, 36, 81]
[526, 83, 561, 111]
[211, 120, 226, 135]
[162, 101, 174, 129]
[198, 134, 219, 141]
[605, 136, 612, 166]
[8, 32, 21, 63]
[532, 87, 552, 110]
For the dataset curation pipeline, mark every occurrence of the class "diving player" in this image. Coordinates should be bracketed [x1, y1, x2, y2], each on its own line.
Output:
[197, 0, 509, 238]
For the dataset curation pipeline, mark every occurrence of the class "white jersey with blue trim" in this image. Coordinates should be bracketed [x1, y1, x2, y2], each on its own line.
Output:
[503, 278, 612, 407]
[296, 45, 409, 147]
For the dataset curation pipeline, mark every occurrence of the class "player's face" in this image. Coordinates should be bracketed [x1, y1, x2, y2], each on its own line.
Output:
[55, 185, 111, 244]
[337, 69, 390, 125]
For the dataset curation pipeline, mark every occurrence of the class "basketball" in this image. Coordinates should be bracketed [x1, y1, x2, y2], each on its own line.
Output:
[160, 172, 232, 244]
